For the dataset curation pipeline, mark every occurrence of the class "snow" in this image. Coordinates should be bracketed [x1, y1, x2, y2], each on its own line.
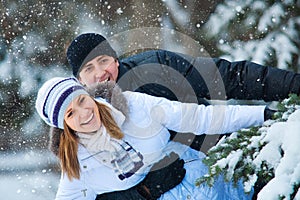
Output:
[253, 122, 284, 169]
[0, 57, 13, 82]
[213, 107, 299, 198]
[202, 100, 300, 199]
[162, 0, 190, 27]
[240, 107, 300, 199]
[205, 4, 236, 35]
[271, 33, 298, 69]
[116, 8, 123, 15]
[213, 149, 243, 181]
[257, 110, 300, 199]
[205, 0, 300, 70]
[244, 174, 258, 193]
[257, 3, 285, 31]
[0, 170, 59, 200]
[0, 150, 59, 199]
[1, 0, 299, 199]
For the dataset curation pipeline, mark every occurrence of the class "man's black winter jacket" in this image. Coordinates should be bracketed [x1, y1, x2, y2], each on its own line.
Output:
[117, 49, 300, 103]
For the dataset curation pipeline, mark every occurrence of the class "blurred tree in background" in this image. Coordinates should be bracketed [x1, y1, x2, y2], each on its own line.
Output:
[203, 0, 300, 71]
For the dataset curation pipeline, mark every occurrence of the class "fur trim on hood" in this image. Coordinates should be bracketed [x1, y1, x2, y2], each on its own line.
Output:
[48, 81, 128, 156]
[48, 126, 62, 156]
[87, 81, 128, 117]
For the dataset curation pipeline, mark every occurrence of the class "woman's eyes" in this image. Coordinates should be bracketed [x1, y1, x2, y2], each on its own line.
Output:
[66, 96, 85, 118]
[67, 111, 73, 118]
[79, 96, 85, 104]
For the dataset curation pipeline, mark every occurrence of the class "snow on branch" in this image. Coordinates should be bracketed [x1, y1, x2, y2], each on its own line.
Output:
[204, 0, 300, 71]
[196, 94, 300, 199]
[257, 3, 285, 31]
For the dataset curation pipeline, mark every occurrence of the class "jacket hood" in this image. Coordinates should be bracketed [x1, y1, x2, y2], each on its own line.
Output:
[48, 81, 128, 156]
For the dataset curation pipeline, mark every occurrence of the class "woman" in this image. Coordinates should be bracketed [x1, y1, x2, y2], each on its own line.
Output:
[36, 77, 267, 200]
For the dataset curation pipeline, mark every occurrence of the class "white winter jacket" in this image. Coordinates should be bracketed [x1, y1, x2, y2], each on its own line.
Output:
[55, 91, 265, 200]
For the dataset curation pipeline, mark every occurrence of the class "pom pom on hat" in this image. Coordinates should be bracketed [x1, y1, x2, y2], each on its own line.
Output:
[67, 33, 117, 77]
[35, 77, 89, 129]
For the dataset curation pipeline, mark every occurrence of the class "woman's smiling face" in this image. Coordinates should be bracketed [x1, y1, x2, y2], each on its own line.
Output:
[64, 94, 101, 133]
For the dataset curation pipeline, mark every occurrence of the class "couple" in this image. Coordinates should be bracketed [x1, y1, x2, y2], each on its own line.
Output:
[36, 33, 300, 199]
[37, 76, 267, 199]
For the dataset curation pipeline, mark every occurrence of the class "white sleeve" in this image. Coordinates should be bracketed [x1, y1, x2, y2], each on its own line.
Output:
[124, 91, 265, 135]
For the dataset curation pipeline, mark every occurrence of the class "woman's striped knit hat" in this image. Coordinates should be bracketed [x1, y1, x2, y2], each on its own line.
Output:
[35, 77, 89, 129]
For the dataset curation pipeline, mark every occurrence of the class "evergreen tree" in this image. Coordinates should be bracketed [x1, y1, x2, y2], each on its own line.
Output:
[196, 94, 300, 199]
[204, 0, 300, 72]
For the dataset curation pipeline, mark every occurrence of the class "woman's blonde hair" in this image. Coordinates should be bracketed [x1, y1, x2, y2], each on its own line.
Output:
[58, 101, 124, 180]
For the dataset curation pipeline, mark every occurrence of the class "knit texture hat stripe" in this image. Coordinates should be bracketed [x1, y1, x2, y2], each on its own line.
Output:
[52, 85, 83, 127]
[42, 77, 73, 118]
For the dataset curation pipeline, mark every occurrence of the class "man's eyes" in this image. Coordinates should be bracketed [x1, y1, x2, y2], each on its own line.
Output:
[84, 66, 93, 72]
[99, 58, 110, 63]
[83, 58, 110, 72]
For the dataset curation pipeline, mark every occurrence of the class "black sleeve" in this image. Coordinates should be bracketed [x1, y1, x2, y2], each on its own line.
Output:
[159, 50, 300, 102]
[118, 50, 209, 104]
[119, 49, 300, 103]
[214, 59, 300, 101]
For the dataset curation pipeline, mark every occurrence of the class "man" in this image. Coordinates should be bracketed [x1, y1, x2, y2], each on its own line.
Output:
[67, 33, 300, 102]
[57, 33, 298, 199]
[66, 33, 300, 150]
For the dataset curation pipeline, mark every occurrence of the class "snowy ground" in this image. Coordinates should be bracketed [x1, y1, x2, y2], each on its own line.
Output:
[0, 150, 60, 200]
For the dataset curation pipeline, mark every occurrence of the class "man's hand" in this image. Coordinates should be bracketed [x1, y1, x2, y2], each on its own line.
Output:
[96, 152, 186, 200]
[264, 107, 277, 120]
[136, 152, 186, 199]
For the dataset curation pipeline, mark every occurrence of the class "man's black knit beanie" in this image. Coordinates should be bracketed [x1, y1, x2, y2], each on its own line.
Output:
[66, 33, 117, 77]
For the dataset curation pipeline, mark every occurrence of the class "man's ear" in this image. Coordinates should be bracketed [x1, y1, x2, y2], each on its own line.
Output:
[77, 76, 85, 86]
[115, 59, 119, 67]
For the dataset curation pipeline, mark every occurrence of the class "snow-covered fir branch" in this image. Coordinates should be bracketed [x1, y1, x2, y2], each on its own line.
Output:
[204, 0, 300, 71]
[196, 94, 300, 200]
